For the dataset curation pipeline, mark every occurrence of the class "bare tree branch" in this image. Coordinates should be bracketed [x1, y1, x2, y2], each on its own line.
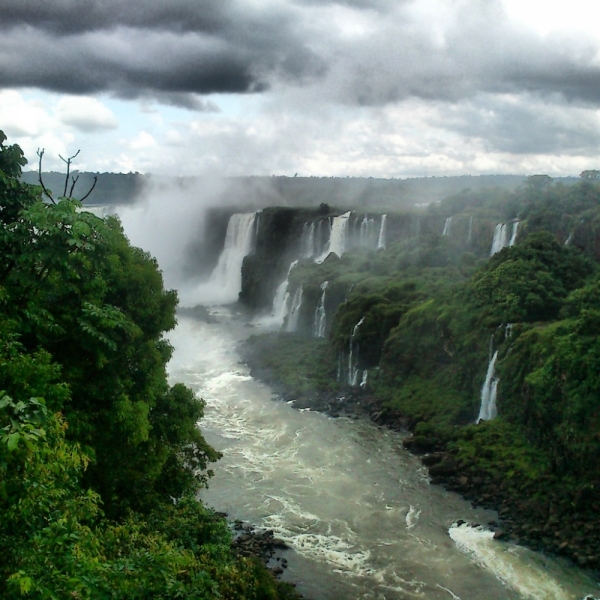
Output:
[59, 150, 81, 198]
[36, 149, 55, 204]
[69, 175, 80, 198]
[79, 176, 98, 203]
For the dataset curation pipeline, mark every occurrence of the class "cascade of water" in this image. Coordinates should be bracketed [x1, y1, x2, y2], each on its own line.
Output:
[490, 223, 509, 255]
[467, 216, 473, 243]
[197, 212, 256, 304]
[359, 215, 376, 248]
[315, 220, 326, 256]
[377, 214, 387, 249]
[360, 370, 368, 388]
[348, 316, 365, 386]
[442, 217, 453, 236]
[478, 350, 499, 421]
[565, 232, 574, 246]
[272, 260, 299, 326]
[509, 221, 519, 247]
[286, 285, 303, 332]
[313, 281, 329, 338]
[317, 211, 351, 262]
[301, 222, 316, 258]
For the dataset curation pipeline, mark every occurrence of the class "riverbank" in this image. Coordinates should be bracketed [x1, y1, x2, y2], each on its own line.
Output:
[239, 331, 600, 581]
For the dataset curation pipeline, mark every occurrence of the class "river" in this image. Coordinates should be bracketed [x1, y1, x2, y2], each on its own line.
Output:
[167, 308, 599, 600]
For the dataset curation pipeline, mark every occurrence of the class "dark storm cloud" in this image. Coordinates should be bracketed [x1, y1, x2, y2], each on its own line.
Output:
[0, 0, 324, 103]
[2, 0, 600, 114]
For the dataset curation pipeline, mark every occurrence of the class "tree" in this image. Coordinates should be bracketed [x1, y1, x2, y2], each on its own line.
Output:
[579, 169, 600, 181]
[0, 132, 219, 514]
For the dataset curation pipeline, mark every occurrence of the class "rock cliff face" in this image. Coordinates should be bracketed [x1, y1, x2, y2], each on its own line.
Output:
[240, 207, 313, 310]
[238, 208, 503, 313]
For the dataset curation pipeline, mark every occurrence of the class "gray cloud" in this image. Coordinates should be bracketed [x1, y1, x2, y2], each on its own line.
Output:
[1, 0, 600, 116]
[436, 94, 600, 156]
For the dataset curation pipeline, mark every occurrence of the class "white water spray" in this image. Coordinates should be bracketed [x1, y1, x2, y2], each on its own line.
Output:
[286, 285, 303, 332]
[301, 222, 316, 258]
[348, 316, 365, 386]
[478, 350, 499, 421]
[377, 214, 387, 249]
[317, 211, 351, 262]
[443, 217, 453, 236]
[313, 281, 329, 338]
[186, 212, 256, 305]
[271, 261, 299, 327]
[509, 221, 519, 247]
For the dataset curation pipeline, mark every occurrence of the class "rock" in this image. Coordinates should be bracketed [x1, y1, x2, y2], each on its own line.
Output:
[421, 452, 445, 467]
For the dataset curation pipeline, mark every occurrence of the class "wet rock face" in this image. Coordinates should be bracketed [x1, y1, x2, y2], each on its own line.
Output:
[186, 207, 237, 279]
[240, 208, 308, 310]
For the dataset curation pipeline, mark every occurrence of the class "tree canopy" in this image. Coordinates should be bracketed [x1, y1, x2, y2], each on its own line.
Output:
[0, 132, 299, 599]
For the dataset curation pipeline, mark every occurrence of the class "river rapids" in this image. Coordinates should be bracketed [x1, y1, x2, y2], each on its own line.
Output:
[167, 309, 599, 600]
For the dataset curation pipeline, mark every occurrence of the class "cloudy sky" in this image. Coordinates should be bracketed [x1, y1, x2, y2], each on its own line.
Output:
[2, 0, 600, 177]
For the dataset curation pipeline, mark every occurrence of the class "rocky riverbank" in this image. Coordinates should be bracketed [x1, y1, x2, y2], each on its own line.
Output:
[239, 339, 600, 579]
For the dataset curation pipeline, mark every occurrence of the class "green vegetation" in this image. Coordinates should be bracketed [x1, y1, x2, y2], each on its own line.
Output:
[0, 132, 299, 599]
[243, 171, 600, 520]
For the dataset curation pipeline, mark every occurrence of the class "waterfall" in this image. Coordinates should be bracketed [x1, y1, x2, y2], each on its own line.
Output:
[317, 211, 351, 262]
[271, 261, 299, 326]
[286, 285, 303, 332]
[490, 223, 509, 255]
[313, 281, 329, 338]
[565, 232, 574, 246]
[348, 316, 365, 386]
[509, 221, 519, 247]
[301, 222, 316, 258]
[442, 217, 453, 236]
[359, 215, 377, 248]
[193, 212, 256, 304]
[315, 220, 327, 256]
[377, 214, 387, 249]
[467, 216, 473, 243]
[478, 350, 499, 421]
[360, 370, 368, 388]
[491, 220, 519, 255]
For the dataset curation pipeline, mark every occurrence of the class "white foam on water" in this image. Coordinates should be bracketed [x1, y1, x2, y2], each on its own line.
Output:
[449, 523, 594, 600]
[261, 495, 373, 577]
[406, 505, 421, 530]
[437, 584, 462, 599]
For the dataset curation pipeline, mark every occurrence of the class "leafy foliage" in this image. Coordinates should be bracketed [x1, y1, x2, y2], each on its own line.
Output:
[0, 132, 298, 599]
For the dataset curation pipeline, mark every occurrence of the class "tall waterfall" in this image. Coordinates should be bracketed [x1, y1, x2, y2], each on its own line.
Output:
[490, 223, 508, 255]
[348, 316, 365, 386]
[491, 220, 519, 255]
[442, 217, 453, 236]
[191, 212, 256, 305]
[301, 222, 316, 258]
[359, 215, 377, 248]
[377, 214, 387, 249]
[317, 211, 351, 262]
[467, 216, 473, 243]
[478, 350, 499, 421]
[286, 285, 303, 332]
[509, 220, 519, 247]
[313, 281, 329, 338]
[271, 261, 299, 326]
